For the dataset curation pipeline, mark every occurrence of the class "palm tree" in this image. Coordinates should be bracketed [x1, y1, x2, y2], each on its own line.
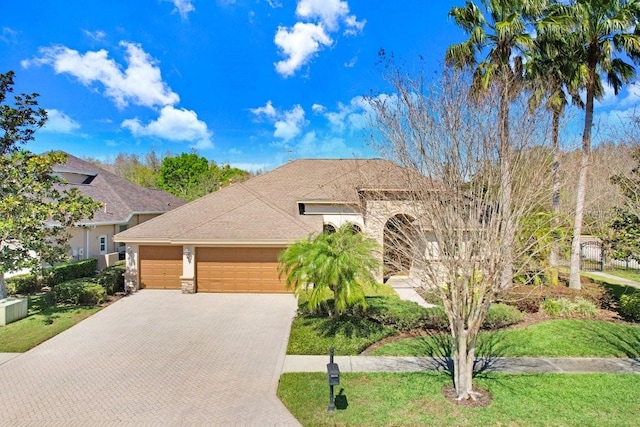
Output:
[277, 223, 381, 315]
[446, 0, 546, 291]
[525, 29, 584, 285]
[545, 0, 640, 289]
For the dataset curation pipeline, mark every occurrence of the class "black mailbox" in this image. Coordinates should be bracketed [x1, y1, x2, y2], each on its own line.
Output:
[327, 362, 340, 386]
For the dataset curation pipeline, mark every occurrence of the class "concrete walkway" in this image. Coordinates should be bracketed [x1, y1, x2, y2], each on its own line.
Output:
[586, 271, 640, 289]
[283, 355, 640, 374]
[386, 275, 435, 308]
[0, 291, 301, 426]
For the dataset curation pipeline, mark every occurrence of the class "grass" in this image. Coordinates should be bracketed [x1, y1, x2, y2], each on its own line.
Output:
[288, 282, 400, 355]
[0, 294, 101, 352]
[287, 315, 395, 355]
[371, 319, 640, 358]
[603, 269, 640, 283]
[278, 372, 640, 426]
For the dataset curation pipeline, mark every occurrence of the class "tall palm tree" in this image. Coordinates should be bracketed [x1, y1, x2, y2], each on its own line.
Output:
[277, 223, 380, 315]
[545, 0, 640, 289]
[525, 29, 584, 285]
[446, 0, 546, 290]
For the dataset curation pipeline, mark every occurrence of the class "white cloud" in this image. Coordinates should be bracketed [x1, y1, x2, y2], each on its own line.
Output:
[23, 42, 179, 109]
[343, 14, 366, 35]
[41, 109, 80, 133]
[251, 101, 307, 141]
[273, 0, 364, 77]
[274, 104, 305, 141]
[250, 100, 278, 119]
[311, 103, 326, 113]
[316, 95, 384, 133]
[167, 0, 195, 19]
[274, 22, 332, 77]
[296, 0, 349, 31]
[122, 105, 213, 149]
[82, 29, 106, 42]
[1, 27, 19, 44]
[265, 0, 282, 8]
[296, 131, 352, 157]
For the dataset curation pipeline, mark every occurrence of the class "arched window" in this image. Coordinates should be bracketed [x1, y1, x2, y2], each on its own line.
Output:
[323, 223, 337, 234]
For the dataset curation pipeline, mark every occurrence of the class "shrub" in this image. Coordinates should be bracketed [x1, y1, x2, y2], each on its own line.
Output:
[5, 273, 40, 295]
[540, 298, 563, 316]
[46, 259, 98, 287]
[540, 297, 598, 317]
[620, 291, 640, 321]
[54, 278, 106, 306]
[96, 262, 125, 295]
[362, 297, 449, 331]
[573, 298, 598, 317]
[482, 303, 523, 329]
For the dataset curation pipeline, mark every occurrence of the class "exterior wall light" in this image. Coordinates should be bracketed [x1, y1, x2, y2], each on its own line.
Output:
[184, 247, 192, 263]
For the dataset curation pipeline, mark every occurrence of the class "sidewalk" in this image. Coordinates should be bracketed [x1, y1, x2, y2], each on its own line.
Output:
[283, 355, 640, 374]
[585, 271, 640, 289]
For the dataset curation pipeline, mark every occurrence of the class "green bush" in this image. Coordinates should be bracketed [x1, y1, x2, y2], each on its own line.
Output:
[96, 262, 125, 295]
[540, 297, 598, 317]
[363, 297, 449, 331]
[46, 259, 98, 287]
[54, 278, 106, 306]
[620, 291, 640, 321]
[573, 298, 598, 317]
[482, 303, 524, 329]
[5, 273, 40, 295]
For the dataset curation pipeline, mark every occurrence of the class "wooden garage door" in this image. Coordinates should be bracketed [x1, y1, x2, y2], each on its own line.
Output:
[196, 247, 288, 293]
[139, 246, 183, 290]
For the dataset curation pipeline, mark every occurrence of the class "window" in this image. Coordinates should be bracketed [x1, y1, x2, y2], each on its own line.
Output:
[99, 235, 107, 255]
[323, 223, 336, 234]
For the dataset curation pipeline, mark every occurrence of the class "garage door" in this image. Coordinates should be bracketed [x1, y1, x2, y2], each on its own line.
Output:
[196, 247, 288, 293]
[139, 245, 182, 289]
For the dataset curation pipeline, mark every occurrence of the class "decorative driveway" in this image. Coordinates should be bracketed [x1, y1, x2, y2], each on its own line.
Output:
[0, 291, 301, 425]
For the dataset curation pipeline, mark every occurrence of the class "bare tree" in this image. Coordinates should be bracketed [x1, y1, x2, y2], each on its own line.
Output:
[368, 70, 552, 400]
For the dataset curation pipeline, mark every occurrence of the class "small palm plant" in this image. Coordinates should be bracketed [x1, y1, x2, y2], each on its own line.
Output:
[278, 223, 381, 316]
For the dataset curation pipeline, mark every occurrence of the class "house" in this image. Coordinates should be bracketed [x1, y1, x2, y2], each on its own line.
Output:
[114, 158, 429, 293]
[55, 153, 185, 268]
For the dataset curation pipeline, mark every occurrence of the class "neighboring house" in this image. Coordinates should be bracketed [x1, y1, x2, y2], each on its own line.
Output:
[55, 153, 185, 268]
[114, 158, 431, 294]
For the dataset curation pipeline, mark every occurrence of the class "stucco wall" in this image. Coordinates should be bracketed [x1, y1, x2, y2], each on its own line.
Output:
[67, 213, 164, 260]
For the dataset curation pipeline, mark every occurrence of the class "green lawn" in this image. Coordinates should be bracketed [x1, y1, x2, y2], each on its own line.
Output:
[371, 319, 640, 357]
[289, 282, 400, 355]
[287, 314, 395, 355]
[603, 269, 640, 283]
[278, 372, 640, 426]
[0, 294, 101, 352]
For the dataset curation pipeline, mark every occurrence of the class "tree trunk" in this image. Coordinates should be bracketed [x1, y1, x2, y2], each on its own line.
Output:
[452, 327, 475, 399]
[549, 109, 561, 286]
[0, 272, 7, 300]
[499, 80, 513, 289]
[569, 63, 596, 290]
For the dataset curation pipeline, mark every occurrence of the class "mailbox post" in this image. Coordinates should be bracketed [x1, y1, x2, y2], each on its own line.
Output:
[326, 346, 340, 412]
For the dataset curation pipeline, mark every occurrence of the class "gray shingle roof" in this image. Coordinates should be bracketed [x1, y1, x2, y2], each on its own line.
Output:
[114, 158, 413, 244]
[55, 153, 185, 225]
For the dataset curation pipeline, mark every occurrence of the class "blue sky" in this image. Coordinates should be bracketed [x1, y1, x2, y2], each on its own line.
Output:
[2, 1, 638, 171]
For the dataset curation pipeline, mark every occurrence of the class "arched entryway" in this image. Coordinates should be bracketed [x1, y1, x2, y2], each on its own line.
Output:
[383, 214, 415, 279]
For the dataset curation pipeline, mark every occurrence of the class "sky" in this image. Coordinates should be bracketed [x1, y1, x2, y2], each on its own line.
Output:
[2, 0, 639, 172]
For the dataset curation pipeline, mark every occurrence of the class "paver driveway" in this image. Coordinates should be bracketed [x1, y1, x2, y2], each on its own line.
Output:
[0, 290, 301, 425]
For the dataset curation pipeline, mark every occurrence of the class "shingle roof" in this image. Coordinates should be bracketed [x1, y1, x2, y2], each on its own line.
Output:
[55, 153, 185, 225]
[115, 158, 414, 245]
